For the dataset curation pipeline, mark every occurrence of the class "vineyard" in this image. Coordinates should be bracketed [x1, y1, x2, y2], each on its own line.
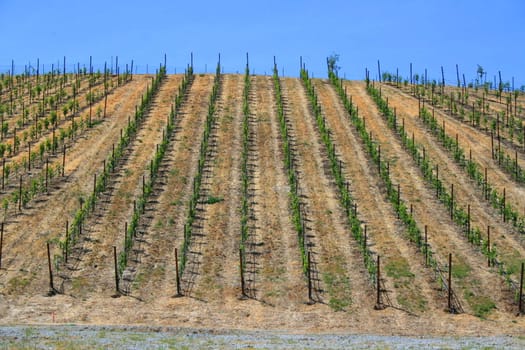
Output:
[1, 57, 525, 336]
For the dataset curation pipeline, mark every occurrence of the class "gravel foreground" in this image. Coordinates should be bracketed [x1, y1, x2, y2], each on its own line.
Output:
[1, 325, 525, 349]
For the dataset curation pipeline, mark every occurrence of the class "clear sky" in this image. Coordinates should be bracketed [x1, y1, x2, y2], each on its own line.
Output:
[1, 0, 524, 87]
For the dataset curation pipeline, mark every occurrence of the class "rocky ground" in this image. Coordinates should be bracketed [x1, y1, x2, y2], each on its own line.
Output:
[1, 325, 525, 349]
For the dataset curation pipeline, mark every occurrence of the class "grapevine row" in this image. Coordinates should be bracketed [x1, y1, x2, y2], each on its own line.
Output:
[328, 69, 463, 312]
[1, 68, 125, 151]
[0, 72, 133, 217]
[417, 105, 525, 232]
[178, 61, 221, 279]
[272, 62, 310, 276]
[1, 69, 130, 179]
[300, 67, 377, 286]
[0, 99, 122, 219]
[240, 62, 250, 256]
[393, 80, 525, 158]
[54, 66, 166, 268]
[409, 84, 525, 184]
[239, 60, 256, 297]
[366, 80, 521, 304]
[117, 68, 193, 284]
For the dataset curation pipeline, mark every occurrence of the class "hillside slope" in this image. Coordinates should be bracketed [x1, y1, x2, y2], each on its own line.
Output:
[0, 73, 524, 336]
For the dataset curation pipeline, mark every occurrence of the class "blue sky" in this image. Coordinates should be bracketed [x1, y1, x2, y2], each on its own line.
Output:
[1, 0, 524, 87]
